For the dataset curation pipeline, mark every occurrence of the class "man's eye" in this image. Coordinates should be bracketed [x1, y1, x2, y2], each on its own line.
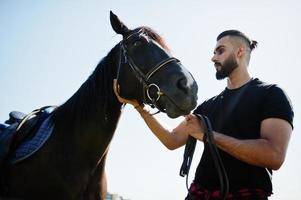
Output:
[217, 49, 224, 55]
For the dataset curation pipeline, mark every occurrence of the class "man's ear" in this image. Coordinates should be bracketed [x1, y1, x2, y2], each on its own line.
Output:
[237, 47, 245, 58]
[110, 11, 131, 37]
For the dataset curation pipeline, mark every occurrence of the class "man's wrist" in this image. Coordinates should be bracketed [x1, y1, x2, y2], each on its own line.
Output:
[134, 104, 151, 117]
[134, 104, 145, 112]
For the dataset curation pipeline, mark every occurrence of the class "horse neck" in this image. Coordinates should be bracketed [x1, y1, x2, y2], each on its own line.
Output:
[52, 44, 122, 136]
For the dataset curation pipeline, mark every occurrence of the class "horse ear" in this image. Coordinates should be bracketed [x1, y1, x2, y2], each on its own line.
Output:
[110, 11, 130, 36]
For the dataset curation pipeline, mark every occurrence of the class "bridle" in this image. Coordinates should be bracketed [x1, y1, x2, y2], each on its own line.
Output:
[117, 31, 180, 112]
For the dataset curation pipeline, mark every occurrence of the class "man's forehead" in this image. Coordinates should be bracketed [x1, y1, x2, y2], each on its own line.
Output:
[214, 37, 231, 50]
[216, 36, 231, 46]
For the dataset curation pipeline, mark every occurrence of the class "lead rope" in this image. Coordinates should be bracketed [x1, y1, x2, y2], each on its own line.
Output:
[179, 135, 197, 198]
[199, 114, 229, 200]
[180, 114, 229, 200]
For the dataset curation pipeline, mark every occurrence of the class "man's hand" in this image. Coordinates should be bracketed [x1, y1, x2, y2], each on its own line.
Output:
[113, 79, 140, 107]
[185, 114, 206, 141]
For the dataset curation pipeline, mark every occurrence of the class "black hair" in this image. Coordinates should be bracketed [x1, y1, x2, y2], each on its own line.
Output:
[217, 30, 258, 51]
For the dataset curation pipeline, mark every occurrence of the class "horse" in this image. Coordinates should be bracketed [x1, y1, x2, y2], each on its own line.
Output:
[0, 11, 198, 200]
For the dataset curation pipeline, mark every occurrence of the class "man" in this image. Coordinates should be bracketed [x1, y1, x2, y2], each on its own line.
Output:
[113, 30, 294, 200]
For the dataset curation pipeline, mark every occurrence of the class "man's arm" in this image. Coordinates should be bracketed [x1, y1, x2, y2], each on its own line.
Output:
[185, 114, 292, 170]
[213, 118, 292, 170]
[113, 79, 188, 150]
[135, 106, 189, 150]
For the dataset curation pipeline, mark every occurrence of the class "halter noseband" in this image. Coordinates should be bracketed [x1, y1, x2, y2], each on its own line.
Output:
[118, 32, 180, 112]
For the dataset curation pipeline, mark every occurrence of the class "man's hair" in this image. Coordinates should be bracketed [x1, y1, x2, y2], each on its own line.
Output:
[217, 30, 258, 51]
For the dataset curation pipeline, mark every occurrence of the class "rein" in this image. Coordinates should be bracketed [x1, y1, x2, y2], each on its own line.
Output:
[180, 114, 229, 200]
[117, 32, 180, 112]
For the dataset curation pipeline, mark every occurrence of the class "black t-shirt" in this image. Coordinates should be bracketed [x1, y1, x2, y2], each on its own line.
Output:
[193, 78, 294, 193]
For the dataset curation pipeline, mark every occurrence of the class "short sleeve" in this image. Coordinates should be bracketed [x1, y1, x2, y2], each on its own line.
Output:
[260, 85, 294, 129]
[193, 104, 205, 115]
[193, 98, 211, 115]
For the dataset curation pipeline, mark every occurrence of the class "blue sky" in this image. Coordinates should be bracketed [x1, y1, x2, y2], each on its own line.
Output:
[1, 1, 300, 199]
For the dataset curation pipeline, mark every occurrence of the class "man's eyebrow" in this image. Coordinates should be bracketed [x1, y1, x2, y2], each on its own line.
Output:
[214, 45, 225, 54]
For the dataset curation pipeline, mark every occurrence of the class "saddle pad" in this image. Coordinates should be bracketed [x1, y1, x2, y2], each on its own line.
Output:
[9, 116, 54, 164]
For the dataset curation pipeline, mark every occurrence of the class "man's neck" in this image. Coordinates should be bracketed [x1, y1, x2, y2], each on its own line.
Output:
[227, 67, 251, 89]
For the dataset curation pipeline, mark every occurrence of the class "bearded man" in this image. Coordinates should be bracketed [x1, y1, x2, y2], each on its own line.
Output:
[114, 30, 294, 200]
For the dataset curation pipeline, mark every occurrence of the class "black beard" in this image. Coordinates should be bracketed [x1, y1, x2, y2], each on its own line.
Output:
[215, 54, 238, 80]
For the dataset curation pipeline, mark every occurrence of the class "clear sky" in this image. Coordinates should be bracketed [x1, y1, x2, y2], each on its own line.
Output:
[0, 1, 300, 199]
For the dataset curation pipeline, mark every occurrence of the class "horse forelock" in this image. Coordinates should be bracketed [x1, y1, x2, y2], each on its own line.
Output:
[137, 26, 171, 53]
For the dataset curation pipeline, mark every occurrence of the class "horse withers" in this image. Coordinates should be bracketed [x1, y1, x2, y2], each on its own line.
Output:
[0, 11, 198, 200]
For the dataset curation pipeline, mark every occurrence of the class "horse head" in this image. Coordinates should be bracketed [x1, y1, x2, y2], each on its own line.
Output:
[110, 11, 198, 118]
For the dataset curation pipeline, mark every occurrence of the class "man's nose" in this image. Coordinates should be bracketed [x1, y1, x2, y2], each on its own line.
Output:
[211, 54, 217, 63]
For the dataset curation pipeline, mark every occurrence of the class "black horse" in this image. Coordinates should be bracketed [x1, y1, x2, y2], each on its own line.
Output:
[0, 11, 198, 200]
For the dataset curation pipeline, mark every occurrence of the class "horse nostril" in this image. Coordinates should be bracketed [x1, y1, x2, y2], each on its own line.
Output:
[177, 78, 188, 93]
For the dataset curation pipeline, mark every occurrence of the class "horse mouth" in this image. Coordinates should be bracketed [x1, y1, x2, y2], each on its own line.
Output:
[167, 109, 190, 118]
[164, 97, 197, 118]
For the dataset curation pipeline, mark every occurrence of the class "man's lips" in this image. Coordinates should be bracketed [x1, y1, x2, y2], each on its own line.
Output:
[214, 63, 222, 71]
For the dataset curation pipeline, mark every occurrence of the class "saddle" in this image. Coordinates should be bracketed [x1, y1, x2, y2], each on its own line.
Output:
[0, 106, 56, 168]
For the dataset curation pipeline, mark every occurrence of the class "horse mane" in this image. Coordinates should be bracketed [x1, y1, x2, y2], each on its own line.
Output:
[52, 27, 168, 130]
[52, 44, 121, 130]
